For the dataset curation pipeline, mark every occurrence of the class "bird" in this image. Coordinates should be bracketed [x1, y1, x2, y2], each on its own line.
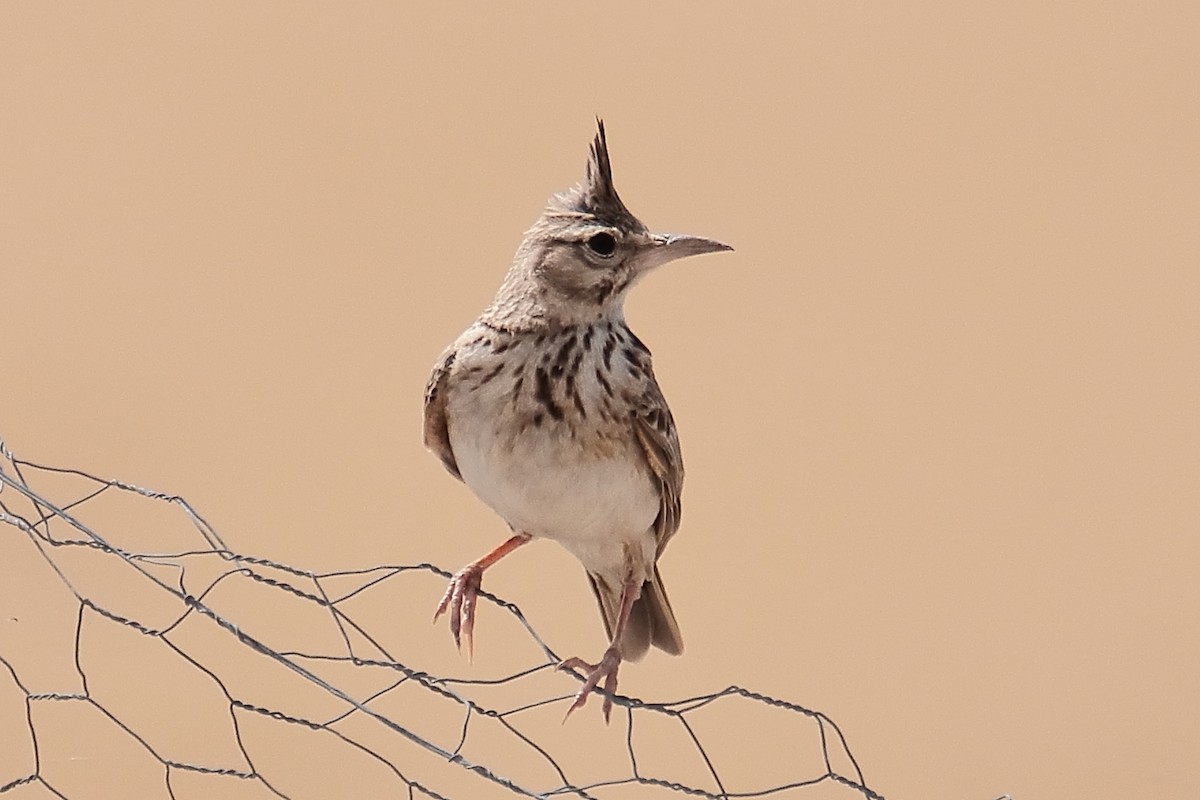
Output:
[423, 119, 731, 720]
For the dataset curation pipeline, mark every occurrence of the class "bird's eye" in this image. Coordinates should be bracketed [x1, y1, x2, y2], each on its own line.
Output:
[586, 232, 617, 257]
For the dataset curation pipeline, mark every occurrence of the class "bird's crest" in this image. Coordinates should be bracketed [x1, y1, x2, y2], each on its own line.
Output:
[548, 119, 639, 227]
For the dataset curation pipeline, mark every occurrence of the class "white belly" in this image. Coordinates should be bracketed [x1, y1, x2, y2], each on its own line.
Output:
[447, 380, 659, 581]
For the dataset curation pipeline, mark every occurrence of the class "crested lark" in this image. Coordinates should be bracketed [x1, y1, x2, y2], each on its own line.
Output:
[424, 120, 731, 720]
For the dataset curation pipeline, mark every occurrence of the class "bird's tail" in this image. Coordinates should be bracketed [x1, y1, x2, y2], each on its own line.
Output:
[587, 565, 683, 662]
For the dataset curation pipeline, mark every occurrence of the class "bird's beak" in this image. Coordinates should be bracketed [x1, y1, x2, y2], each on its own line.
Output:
[636, 232, 734, 272]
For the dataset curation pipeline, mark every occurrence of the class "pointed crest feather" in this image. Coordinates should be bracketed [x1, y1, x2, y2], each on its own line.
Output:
[548, 118, 638, 225]
[586, 119, 616, 203]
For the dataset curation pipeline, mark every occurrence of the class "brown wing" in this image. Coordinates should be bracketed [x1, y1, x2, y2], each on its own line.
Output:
[423, 346, 462, 480]
[624, 369, 687, 657]
[631, 374, 684, 557]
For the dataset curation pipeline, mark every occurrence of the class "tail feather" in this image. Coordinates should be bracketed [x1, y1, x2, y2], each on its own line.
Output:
[587, 566, 683, 662]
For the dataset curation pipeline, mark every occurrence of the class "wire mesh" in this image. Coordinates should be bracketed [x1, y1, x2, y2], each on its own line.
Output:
[0, 438, 884, 799]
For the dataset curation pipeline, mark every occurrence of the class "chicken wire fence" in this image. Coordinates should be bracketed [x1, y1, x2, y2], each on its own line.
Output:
[0, 439, 883, 800]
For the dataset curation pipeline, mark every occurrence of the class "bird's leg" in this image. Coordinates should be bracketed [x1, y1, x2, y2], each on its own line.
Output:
[559, 577, 641, 723]
[434, 532, 531, 660]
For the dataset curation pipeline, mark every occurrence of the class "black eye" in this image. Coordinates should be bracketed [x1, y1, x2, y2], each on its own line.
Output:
[586, 232, 616, 257]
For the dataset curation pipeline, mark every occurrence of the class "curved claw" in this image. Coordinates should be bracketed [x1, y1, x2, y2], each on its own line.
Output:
[433, 566, 483, 660]
[433, 534, 532, 661]
[559, 645, 622, 723]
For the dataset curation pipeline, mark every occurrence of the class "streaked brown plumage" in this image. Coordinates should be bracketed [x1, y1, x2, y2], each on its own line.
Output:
[423, 120, 731, 719]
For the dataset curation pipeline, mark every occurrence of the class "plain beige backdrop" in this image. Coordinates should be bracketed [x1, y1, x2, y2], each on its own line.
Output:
[3, 3, 1198, 799]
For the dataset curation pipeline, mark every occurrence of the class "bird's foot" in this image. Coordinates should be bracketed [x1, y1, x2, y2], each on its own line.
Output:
[433, 565, 483, 659]
[558, 644, 622, 723]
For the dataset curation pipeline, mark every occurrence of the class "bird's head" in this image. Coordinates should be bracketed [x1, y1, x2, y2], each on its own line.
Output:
[488, 120, 732, 329]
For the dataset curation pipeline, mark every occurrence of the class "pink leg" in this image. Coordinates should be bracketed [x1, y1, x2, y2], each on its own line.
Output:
[434, 532, 531, 660]
[559, 577, 641, 723]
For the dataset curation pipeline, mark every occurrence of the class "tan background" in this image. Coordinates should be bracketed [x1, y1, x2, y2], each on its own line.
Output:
[3, 3, 1198, 799]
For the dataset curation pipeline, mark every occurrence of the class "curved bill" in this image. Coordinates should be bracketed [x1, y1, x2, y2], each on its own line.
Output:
[638, 232, 734, 272]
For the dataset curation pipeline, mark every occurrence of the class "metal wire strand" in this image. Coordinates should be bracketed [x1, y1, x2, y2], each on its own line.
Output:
[0, 439, 883, 800]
